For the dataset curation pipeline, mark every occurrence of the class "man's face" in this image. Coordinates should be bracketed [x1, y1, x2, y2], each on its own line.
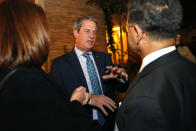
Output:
[74, 20, 97, 53]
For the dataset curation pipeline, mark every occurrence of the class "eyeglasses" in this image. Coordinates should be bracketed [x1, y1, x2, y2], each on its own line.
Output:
[127, 24, 134, 28]
[126, 24, 144, 34]
[126, 24, 134, 32]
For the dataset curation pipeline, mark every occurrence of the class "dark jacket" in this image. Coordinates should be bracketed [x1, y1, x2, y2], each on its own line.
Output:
[117, 51, 196, 131]
[51, 50, 127, 131]
[0, 66, 94, 131]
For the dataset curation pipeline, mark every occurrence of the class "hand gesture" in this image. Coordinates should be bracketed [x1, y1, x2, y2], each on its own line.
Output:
[90, 94, 117, 116]
[102, 66, 128, 79]
[70, 86, 90, 105]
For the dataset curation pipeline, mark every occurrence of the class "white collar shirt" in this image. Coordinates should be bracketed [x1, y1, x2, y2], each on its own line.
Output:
[139, 46, 176, 72]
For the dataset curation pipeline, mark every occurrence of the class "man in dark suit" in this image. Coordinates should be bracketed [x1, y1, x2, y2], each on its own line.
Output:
[51, 16, 128, 131]
[116, 0, 196, 131]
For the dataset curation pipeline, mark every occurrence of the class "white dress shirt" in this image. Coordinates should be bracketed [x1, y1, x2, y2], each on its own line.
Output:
[139, 46, 176, 72]
[74, 47, 103, 120]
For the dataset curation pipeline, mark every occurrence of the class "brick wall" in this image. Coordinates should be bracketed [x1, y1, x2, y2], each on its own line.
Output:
[43, 0, 107, 71]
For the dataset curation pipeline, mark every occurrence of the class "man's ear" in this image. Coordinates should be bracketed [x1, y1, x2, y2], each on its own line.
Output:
[134, 25, 143, 42]
[175, 34, 181, 45]
[73, 30, 78, 38]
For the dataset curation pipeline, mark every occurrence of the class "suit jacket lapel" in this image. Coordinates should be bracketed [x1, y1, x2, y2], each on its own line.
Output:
[127, 50, 180, 94]
[92, 51, 105, 77]
[67, 50, 89, 91]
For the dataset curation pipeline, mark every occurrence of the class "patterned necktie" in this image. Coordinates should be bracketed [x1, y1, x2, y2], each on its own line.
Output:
[83, 53, 105, 126]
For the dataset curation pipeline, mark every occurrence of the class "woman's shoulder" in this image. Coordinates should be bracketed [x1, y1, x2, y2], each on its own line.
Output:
[2, 66, 55, 92]
[1, 66, 64, 100]
[15, 66, 46, 83]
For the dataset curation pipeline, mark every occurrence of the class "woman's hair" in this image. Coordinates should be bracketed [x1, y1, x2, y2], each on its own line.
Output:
[0, 0, 50, 70]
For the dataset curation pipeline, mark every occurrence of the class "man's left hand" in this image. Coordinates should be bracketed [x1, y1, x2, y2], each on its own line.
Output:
[102, 66, 128, 80]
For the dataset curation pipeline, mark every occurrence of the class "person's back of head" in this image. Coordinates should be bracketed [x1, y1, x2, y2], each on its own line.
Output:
[127, 0, 183, 41]
[0, 0, 50, 70]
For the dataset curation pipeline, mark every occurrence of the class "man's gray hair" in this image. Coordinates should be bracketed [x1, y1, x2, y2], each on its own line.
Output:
[73, 16, 98, 32]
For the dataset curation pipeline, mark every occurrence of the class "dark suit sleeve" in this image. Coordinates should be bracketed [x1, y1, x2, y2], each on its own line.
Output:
[119, 97, 168, 131]
[105, 53, 114, 66]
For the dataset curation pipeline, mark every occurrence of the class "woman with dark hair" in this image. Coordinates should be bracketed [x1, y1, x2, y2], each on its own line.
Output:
[0, 0, 93, 130]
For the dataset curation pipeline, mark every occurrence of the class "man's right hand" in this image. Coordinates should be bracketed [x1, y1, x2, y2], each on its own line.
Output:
[90, 94, 117, 116]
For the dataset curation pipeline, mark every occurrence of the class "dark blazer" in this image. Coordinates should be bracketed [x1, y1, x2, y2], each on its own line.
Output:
[0, 66, 95, 131]
[51, 50, 124, 131]
[116, 51, 196, 131]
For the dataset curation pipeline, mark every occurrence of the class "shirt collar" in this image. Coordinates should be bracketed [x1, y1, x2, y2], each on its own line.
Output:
[74, 46, 92, 58]
[139, 46, 176, 72]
